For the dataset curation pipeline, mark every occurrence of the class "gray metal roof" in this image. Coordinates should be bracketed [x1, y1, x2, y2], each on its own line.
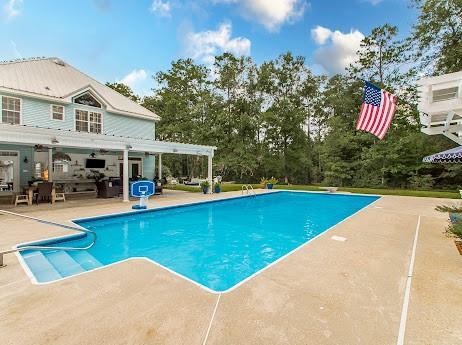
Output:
[0, 57, 159, 120]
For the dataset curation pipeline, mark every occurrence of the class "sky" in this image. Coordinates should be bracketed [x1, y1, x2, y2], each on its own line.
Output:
[1, 0, 417, 96]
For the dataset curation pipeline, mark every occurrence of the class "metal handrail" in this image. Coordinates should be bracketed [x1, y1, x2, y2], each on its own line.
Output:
[241, 184, 256, 196]
[0, 210, 97, 267]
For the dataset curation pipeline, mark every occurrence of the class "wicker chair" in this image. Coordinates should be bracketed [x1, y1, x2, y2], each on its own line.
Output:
[34, 182, 53, 204]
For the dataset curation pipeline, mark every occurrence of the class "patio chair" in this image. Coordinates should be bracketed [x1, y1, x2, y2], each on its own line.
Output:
[14, 193, 29, 206]
[34, 182, 53, 204]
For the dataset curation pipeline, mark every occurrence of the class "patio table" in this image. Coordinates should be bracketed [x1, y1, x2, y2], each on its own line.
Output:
[25, 186, 56, 205]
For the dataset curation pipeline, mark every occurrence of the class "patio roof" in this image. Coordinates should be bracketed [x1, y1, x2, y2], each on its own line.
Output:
[0, 123, 215, 156]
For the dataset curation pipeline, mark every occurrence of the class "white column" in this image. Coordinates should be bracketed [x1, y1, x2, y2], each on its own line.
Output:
[123, 149, 129, 202]
[207, 152, 213, 194]
[48, 147, 53, 182]
[158, 154, 162, 179]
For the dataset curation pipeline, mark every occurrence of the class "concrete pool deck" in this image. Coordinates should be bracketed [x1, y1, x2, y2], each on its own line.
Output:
[0, 190, 461, 344]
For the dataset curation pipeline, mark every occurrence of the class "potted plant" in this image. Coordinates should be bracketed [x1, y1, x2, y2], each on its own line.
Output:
[266, 177, 278, 190]
[260, 177, 268, 189]
[436, 204, 462, 255]
[214, 182, 221, 193]
[200, 180, 210, 194]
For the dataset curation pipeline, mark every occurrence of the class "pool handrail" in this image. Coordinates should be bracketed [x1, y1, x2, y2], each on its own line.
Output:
[241, 184, 256, 196]
[0, 209, 97, 267]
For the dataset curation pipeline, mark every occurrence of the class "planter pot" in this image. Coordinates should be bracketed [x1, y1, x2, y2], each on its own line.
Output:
[266, 183, 273, 190]
[455, 240, 462, 256]
[449, 212, 462, 224]
[214, 186, 221, 193]
[202, 187, 209, 194]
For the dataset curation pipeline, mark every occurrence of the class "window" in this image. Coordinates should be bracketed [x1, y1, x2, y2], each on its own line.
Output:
[433, 87, 459, 102]
[1, 96, 21, 124]
[74, 92, 102, 108]
[53, 160, 69, 173]
[75, 109, 88, 132]
[51, 105, 65, 120]
[75, 109, 102, 134]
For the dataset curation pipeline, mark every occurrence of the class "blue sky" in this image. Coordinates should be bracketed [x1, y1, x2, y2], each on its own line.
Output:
[1, 0, 416, 96]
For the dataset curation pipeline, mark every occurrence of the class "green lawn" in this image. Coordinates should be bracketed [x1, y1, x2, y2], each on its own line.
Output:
[165, 183, 460, 199]
[273, 185, 460, 199]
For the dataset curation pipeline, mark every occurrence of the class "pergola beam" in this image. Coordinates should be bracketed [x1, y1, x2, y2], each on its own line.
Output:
[0, 124, 216, 156]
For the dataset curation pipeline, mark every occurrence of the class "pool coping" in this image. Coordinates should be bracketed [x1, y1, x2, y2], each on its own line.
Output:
[13, 190, 382, 294]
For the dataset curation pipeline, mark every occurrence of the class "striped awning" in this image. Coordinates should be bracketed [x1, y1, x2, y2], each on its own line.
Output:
[423, 146, 462, 163]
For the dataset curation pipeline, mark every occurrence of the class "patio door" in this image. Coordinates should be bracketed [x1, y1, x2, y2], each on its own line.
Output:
[0, 151, 20, 192]
[119, 160, 142, 179]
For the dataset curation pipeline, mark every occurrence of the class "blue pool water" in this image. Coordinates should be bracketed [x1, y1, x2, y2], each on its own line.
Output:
[20, 192, 378, 292]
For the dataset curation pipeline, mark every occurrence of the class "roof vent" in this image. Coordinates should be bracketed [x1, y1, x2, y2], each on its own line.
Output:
[53, 58, 66, 67]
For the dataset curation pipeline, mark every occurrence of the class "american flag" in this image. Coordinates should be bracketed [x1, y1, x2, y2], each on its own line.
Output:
[356, 81, 397, 140]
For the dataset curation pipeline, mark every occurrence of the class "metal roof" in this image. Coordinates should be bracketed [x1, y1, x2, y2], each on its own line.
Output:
[0, 57, 159, 121]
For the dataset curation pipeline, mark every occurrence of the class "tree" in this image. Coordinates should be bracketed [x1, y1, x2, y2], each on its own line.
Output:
[143, 59, 218, 178]
[350, 24, 412, 88]
[212, 53, 262, 180]
[105, 82, 140, 103]
[259, 53, 317, 183]
[410, 0, 462, 75]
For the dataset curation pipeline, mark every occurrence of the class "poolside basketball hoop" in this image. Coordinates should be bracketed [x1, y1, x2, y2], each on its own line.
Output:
[130, 181, 155, 210]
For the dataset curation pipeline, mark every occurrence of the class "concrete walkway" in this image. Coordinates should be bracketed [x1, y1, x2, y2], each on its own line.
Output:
[0, 191, 461, 344]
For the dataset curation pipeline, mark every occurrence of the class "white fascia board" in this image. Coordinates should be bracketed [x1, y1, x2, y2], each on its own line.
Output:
[0, 124, 215, 156]
[0, 87, 69, 104]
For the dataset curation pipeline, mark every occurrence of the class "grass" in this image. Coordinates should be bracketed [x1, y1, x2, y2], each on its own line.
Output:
[165, 183, 460, 199]
[274, 185, 460, 199]
[164, 183, 261, 193]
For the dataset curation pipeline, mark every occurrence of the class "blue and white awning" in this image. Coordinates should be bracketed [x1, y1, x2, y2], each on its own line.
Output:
[423, 146, 462, 163]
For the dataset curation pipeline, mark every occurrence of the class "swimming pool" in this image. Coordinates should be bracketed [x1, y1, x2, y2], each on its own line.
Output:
[19, 191, 379, 292]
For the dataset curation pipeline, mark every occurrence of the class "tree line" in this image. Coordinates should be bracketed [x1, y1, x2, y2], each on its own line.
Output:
[108, 0, 462, 189]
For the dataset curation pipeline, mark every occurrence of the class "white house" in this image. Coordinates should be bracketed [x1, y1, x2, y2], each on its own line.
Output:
[0, 57, 215, 201]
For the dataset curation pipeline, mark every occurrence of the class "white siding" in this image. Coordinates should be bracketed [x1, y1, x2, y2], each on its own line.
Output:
[1, 94, 156, 140]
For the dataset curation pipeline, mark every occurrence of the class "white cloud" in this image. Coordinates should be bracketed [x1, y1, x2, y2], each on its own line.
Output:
[214, 0, 307, 31]
[120, 69, 148, 87]
[311, 25, 331, 45]
[311, 26, 365, 75]
[150, 0, 171, 17]
[186, 22, 251, 64]
[3, 0, 22, 20]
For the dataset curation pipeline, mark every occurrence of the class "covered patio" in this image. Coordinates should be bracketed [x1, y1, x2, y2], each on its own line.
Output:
[0, 123, 216, 203]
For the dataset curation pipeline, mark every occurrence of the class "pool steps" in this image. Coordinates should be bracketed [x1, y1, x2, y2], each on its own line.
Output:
[22, 250, 103, 282]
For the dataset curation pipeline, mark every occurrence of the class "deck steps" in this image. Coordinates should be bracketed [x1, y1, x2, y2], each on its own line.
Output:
[22, 251, 62, 282]
[20, 249, 103, 282]
[68, 251, 103, 270]
[44, 251, 86, 276]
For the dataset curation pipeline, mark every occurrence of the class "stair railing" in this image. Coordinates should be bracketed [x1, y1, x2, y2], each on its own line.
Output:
[0, 210, 97, 268]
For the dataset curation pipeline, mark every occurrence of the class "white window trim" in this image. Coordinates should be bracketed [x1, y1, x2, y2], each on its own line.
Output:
[73, 91, 103, 109]
[50, 104, 65, 121]
[74, 108, 104, 134]
[1, 95, 22, 125]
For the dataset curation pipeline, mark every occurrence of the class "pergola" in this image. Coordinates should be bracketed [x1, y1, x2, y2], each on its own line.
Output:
[0, 123, 216, 201]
